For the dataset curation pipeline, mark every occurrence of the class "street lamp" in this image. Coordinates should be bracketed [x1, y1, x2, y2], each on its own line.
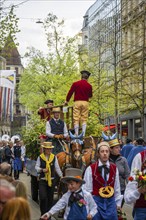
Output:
[36, 19, 43, 24]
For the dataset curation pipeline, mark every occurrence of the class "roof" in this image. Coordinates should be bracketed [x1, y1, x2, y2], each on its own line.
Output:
[1, 35, 22, 66]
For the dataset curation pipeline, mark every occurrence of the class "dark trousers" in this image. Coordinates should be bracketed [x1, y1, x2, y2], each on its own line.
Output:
[39, 179, 55, 215]
[14, 170, 19, 179]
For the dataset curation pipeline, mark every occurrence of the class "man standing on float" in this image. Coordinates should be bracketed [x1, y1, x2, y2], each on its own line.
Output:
[65, 70, 92, 137]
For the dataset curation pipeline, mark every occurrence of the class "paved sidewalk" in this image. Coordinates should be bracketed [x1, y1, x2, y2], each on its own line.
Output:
[20, 172, 133, 220]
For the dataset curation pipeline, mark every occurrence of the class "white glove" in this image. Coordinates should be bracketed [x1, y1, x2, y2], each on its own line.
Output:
[40, 212, 51, 219]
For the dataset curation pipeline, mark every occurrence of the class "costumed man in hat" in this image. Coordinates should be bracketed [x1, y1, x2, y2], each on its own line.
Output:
[109, 138, 130, 195]
[46, 107, 69, 155]
[64, 70, 92, 137]
[83, 141, 123, 220]
[35, 142, 63, 215]
[40, 168, 97, 220]
[124, 150, 146, 220]
[38, 99, 54, 121]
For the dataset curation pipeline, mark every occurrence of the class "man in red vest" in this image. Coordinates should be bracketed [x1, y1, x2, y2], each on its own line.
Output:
[83, 141, 123, 220]
[65, 70, 92, 137]
[124, 150, 146, 220]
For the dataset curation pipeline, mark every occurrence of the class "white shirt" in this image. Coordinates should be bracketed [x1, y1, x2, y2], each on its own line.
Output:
[130, 151, 146, 175]
[48, 188, 97, 219]
[21, 145, 26, 161]
[124, 151, 146, 204]
[46, 118, 68, 138]
[35, 155, 62, 177]
[83, 159, 123, 207]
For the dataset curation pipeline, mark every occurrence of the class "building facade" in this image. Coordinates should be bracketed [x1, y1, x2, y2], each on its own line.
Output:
[0, 39, 27, 137]
[120, 0, 146, 140]
[81, 0, 146, 140]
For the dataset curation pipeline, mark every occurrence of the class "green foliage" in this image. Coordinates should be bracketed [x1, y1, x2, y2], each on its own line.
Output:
[86, 110, 104, 137]
[22, 114, 46, 159]
[19, 13, 105, 155]
[0, 5, 20, 53]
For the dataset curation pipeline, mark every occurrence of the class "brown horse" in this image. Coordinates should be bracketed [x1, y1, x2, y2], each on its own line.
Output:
[56, 134, 97, 171]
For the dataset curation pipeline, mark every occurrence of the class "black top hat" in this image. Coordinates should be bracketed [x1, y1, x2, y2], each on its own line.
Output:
[80, 70, 91, 77]
[44, 99, 53, 104]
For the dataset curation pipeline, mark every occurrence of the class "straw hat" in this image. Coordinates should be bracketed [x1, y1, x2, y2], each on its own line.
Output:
[41, 142, 54, 149]
[108, 138, 120, 148]
[52, 107, 61, 113]
[61, 168, 85, 184]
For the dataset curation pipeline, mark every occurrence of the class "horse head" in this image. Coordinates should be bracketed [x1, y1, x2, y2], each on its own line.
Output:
[69, 131, 84, 166]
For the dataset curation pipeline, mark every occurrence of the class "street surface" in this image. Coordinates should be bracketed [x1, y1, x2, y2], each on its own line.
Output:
[20, 173, 133, 220]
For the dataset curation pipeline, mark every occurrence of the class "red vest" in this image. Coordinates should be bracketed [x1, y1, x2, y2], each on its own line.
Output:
[91, 161, 117, 196]
[135, 150, 146, 208]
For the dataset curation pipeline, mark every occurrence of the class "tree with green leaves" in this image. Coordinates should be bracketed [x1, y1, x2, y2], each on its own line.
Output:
[0, 4, 20, 57]
[19, 13, 104, 147]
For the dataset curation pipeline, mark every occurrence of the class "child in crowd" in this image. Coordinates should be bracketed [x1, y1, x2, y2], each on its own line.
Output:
[40, 168, 97, 220]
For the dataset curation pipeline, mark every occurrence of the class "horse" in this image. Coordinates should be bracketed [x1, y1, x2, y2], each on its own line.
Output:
[56, 132, 97, 172]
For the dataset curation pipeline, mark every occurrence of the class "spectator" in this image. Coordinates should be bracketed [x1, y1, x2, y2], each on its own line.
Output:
[0, 197, 31, 220]
[13, 140, 22, 180]
[46, 107, 69, 154]
[41, 168, 97, 220]
[121, 138, 134, 159]
[0, 162, 11, 176]
[127, 138, 146, 169]
[38, 99, 54, 121]
[64, 70, 92, 137]
[4, 141, 14, 176]
[20, 140, 26, 172]
[0, 179, 15, 216]
[0, 174, 14, 183]
[0, 141, 5, 164]
[83, 141, 123, 220]
[12, 180, 27, 200]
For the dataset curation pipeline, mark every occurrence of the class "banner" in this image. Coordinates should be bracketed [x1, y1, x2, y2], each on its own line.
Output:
[0, 70, 16, 121]
[0, 70, 16, 89]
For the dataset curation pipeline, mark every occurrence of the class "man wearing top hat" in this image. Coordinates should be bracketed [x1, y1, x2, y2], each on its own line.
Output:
[38, 99, 54, 121]
[83, 141, 123, 220]
[40, 168, 97, 220]
[35, 142, 63, 215]
[46, 107, 69, 155]
[64, 70, 92, 137]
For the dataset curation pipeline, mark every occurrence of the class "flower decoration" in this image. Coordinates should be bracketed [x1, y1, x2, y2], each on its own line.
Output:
[117, 210, 127, 220]
[77, 198, 87, 207]
[128, 168, 146, 200]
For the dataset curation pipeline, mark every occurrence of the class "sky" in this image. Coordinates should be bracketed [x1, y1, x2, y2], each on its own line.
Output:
[3, 0, 95, 63]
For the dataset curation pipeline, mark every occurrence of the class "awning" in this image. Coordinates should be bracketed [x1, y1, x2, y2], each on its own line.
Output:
[103, 124, 116, 131]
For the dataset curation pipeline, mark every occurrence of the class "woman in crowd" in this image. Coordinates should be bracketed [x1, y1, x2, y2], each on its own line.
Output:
[0, 197, 31, 220]
[12, 180, 27, 200]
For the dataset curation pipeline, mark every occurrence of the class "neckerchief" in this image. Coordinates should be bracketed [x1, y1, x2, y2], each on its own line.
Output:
[98, 164, 109, 181]
[68, 189, 83, 206]
[40, 153, 55, 186]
